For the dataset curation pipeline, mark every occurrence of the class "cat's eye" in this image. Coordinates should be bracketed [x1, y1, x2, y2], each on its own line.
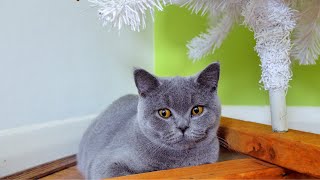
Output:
[158, 108, 171, 119]
[191, 106, 204, 116]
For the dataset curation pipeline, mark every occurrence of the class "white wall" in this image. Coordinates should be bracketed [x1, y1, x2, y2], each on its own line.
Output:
[0, 0, 153, 130]
[0, 0, 153, 176]
[222, 106, 320, 134]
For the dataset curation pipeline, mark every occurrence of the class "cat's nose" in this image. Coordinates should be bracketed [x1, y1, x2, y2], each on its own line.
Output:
[178, 126, 189, 134]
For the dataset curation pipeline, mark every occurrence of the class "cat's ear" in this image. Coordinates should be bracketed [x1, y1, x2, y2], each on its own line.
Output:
[134, 68, 160, 97]
[195, 62, 220, 92]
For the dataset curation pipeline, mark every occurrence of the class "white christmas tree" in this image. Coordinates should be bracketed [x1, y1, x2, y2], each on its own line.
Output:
[89, 0, 320, 132]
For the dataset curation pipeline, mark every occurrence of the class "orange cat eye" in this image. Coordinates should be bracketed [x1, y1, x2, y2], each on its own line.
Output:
[191, 106, 204, 116]
[158, 108, 171, 119]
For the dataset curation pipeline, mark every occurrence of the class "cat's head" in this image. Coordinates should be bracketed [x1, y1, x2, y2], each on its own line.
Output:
[134, 62, 221, 150]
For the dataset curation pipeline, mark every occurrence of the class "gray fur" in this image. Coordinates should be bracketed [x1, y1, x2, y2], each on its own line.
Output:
[77, 62, 221, 179]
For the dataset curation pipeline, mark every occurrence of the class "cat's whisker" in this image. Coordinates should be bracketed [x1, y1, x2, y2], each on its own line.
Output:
[168, 135, 184, 144]
[163, 132, 175, 140]
[190, 130, 206, 137]
[148, 143, 164, 156]
[217, 137, 229, 146]
[217, 136, 241, 153]
[217, 138, 228, 147]
[191, 132, 206, 136]
[192, 129, 206, 134]
[192, 134, 206, 139]
[219, 141, 229, 149]
[191, 133, 206, 137]
[217, 136, 226, 142]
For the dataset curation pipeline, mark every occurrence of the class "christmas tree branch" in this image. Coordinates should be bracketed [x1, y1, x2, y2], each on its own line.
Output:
[187, 15, 233, 61]
[291, 0, 320, 65]
[89, 0, 166, 31]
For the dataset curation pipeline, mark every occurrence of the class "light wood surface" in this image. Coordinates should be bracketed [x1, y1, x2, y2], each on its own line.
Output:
[111, 158, 289, 179]
[219, 117, 320, 178]
[40, 166, 83, 180]
[39, 160, 312, 180]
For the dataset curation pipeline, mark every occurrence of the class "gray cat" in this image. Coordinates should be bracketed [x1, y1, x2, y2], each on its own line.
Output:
[77, 62, 221, 179]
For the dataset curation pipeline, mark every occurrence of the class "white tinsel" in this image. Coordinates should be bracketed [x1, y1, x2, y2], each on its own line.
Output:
[176, 0, 228, 16]
[88, 0, 320, 91]
[89, 0, 165, 31]
[242, 0, 296, 90]
[187, 15, 234, 60]
[186, 0, 244, 60]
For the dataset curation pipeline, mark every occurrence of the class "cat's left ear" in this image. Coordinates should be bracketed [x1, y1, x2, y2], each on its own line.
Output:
[195, 62, 220, 92]
[134, 68, 160, 97]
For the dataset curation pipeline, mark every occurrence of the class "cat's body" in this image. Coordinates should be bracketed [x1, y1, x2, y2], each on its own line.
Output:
[77, 63, 221, 179]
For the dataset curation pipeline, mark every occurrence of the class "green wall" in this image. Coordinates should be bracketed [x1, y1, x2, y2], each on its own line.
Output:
[154, 5, 320, 106]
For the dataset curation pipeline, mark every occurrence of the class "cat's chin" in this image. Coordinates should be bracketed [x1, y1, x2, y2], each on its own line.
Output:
[164, 136, 206, 150]
[165, 142, 196, 150]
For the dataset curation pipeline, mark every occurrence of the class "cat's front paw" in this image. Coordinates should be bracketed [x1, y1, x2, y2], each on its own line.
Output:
[91, 160, 133, 179]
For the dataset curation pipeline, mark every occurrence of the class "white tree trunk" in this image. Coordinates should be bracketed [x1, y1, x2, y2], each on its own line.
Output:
[243, 0, 295, 133]
[269, 89, 288, 132]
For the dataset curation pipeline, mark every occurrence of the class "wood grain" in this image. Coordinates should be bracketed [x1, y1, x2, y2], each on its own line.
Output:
[40, 166, 83, 180]
[111, 158, 288, 179]
[219, 117, 320, 178]
[41, 161, 312, 180]
[1, 155, 76, 179]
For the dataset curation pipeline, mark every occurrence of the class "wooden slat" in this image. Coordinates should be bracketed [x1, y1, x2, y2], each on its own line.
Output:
[111, 158, 288, 179]
[219, 117, 320, 178]
[1, 155, 76, 179]
[40, 166, 83, 180]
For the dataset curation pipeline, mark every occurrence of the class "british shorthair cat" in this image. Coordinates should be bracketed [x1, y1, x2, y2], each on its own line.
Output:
[77, 62, 221, 179]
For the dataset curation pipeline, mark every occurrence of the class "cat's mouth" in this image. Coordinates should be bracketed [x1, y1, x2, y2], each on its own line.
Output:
[165, 133, 208, 148]
[168, 138, 201, 150]
[160, 128, 213, 149]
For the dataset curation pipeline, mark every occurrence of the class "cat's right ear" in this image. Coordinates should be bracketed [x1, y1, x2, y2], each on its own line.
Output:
[195, 62, 220, 92]
[134, 68, 160, 97]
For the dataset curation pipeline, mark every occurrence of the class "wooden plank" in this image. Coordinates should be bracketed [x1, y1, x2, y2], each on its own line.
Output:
[41, 162, 312, 180]
[39, 147, 246, 179]
[1, 155, 76, 179]
[40, 166, 83, 180]
[219, 117, 320, 178]
[111, 158, 288, 179]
